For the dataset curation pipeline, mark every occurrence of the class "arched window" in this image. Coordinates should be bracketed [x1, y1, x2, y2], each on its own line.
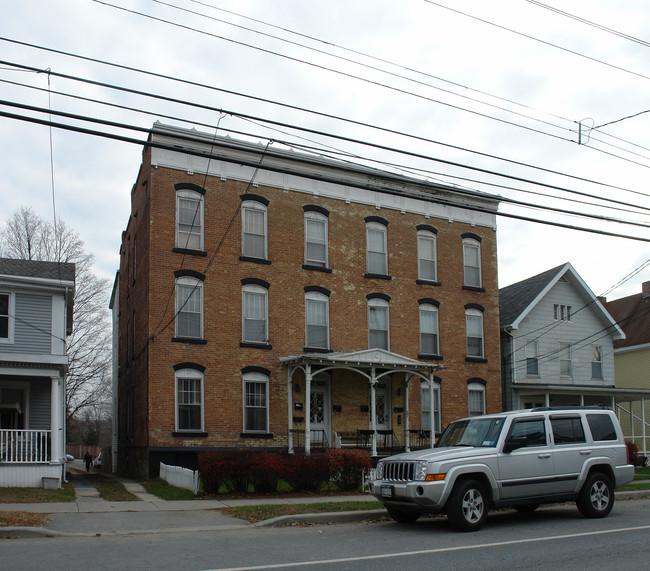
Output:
[462, 234, 482, 288]
[467, 379, 486, 416]
[419, 302, 439, 356]
[305, 289, 329, 349]
[421, 378, 441, 434]
[176, 186, 204, 251]
[242, 283, 269, 344]
[243, 371, 269, 433]
[368, 295, 390, 350]
[366, 220, 388, 276]
[241, 199, 268, 260]
[175, 277, 203, 339]
[417, 228, 437, 282]
[175, 367, 204, 431]
[465, 307, 484, 358]
[304, 210, 329, 268]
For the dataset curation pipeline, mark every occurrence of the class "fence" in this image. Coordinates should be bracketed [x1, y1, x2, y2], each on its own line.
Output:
[159, 462, 200, 495]
[0, 429, 51, 463]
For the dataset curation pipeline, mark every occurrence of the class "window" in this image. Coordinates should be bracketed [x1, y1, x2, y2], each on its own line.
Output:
[175, 368, 203, 431]
[242, 200, 268, 260]
[175, 278, 203, 339]
[305, 290, 329, 349]
[304, 210, 328, 268]
[559, 342, 572, 377]
[553, 304, 572, 321]
[421, 380, 441, 433]
[467, 381, 485, 416]
[368, 296, 390, 349]
[366, 221, 388, 275]
[586, 413, 616, 441]
[0, 293, 11, 342]
[176, 189, 204, 251]
[591, 345, 603, 379]
[419, 302, 439, 356]
[462, 235, 482, 288]
[508, 418, 547, 447]
[465, 307, 484, 358]
[242, 284, 269, 343]
[417, 229, 437, 282]
[525, 339, 539, 376]
[243, 372, 269, 433]
[551, 417, 586, 444]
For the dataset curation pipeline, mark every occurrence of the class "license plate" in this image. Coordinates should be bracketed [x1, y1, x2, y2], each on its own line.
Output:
[381, 485, 393, 498]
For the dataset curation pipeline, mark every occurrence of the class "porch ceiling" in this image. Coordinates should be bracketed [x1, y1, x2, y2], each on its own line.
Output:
[280, 348, 442, 376]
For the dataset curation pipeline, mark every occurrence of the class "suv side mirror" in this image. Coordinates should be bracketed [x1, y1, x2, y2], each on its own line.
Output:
[503, 436, 528, 453]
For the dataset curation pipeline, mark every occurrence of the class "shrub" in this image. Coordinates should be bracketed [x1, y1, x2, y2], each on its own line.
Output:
[282, 453, 330, 492]
[327, 449, 372, 491]
[249, 451, 283, 493]
[626, 441, 648, 467]
[199, 449, 253, 494]
[198, 451, 227, 495]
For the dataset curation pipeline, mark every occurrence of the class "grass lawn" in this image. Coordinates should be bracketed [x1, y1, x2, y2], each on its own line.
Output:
[222, 500, 384, 524]
[84, 473, 141, 502]
[0, 481, 75, 504]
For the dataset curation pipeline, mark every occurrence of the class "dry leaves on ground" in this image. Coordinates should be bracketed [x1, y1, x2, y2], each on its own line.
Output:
[0, 511, 50, 527]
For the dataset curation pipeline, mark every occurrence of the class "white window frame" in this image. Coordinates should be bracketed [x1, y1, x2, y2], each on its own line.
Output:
[468, 382, 486, 416]
[419, 303, 439, 356]
[525, 339, 539, 376]
[305, 291, 329, 349]
[176, 189, 204, 251]
[241, 200, 268, 260]
[243, 372, 269, 433]
[175, 368, 204, 432]
[591, 345, 603, 379]
[304, 211, 328, 268]
[465, 308, 484, 358]
[462, 237, 482, 288]
[0, 292, 14, 344]
[417, 230, 437, 282]
[560, 342, 572, 377]
[368, 297, 390, 350]
[421, 381, 441, 434]
[242, 284, 269, 343]
[175, 278, 203, 339]
[366, 222, 388, 275]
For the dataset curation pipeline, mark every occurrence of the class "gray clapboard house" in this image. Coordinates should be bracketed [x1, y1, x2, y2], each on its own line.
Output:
[0, 258, 74, 487]
[500, 263, 625, 410]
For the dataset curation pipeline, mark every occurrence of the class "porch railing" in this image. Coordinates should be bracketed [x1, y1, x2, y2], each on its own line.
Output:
[0, 430, 51, 463]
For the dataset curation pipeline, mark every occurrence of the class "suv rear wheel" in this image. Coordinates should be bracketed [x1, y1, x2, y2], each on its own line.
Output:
[577, 472, 614, 518]
[446, 479, 488, 532]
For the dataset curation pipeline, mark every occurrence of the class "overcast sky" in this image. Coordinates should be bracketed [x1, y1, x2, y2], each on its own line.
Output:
[1, 0, 649, 301]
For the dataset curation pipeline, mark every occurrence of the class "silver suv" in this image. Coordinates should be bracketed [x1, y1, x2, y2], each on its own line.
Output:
[369, 407, 634, 531]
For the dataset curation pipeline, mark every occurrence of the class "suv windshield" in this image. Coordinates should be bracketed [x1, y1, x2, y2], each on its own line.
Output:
[436, 417, 506, 448]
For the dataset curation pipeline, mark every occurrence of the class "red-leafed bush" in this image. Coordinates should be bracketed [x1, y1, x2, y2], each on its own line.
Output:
[626, 441, 648, 467]
[282, 453, 331, 492]
[199, 449, 253, 494]
[326, 449, 372, 491]
[198, 451, 228, 494]
[249, 451, 283, 493]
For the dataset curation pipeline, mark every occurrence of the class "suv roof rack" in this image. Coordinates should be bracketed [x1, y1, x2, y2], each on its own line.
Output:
[529, 405, 609, 412]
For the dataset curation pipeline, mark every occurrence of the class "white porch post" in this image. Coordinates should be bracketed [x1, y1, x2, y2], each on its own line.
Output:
[370, 368, 377, 457]
[404, 374, 410, 452]
[642, 398, 647, 456]
[287, 367, 294, 454]
[305, 364, 312, 456]
[50, 375, 62, 463]
[429, 373, 435, 449]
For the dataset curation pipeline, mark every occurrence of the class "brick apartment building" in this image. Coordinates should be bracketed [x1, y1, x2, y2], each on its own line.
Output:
[113, 123, 502, 479]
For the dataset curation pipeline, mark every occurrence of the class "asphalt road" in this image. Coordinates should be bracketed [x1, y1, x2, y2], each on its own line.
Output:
[2, 498, 650, 570]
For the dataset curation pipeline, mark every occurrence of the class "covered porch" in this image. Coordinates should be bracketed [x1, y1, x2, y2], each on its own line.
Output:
[281, 349, 443, 457]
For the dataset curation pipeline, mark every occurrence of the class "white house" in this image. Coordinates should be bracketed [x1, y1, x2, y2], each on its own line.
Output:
[0, 258, 74, 487]
[499, 263, 626, 410]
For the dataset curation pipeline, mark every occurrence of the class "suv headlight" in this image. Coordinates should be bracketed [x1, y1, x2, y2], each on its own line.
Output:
[376, 461, 384, 480]
[415, 461, 428, 481]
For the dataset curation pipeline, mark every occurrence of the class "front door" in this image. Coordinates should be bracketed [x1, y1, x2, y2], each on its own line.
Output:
[373, 381, 391, 431]
[310, 378, 330, 447]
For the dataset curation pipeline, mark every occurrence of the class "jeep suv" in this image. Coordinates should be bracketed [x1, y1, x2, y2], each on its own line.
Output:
[369, 407, 634, 531]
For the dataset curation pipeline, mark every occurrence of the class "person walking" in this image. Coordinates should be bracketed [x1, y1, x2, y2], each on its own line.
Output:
[84, 451, 92, 472]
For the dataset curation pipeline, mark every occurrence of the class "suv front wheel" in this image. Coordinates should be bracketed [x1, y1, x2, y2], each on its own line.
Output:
[446, 479, 489, 532]
[577, 472, 614, 518]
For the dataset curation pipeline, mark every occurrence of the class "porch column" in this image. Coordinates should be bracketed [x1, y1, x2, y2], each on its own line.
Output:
[305, 364, 312, 456]
[370, 368, 377, 457]
[287, 367, 294, 454]
[50, 375, 62, 463]
[404, 374, 410, 452]
[642, 398, 647, 456]
[429, 373, 435, 449]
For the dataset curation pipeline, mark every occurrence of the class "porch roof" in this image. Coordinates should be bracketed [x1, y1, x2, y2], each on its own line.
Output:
[280, 348, 442, 378]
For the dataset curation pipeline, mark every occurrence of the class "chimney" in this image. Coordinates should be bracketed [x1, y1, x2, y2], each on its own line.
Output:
[597, 296, 607, 305]
[643, 281, 650, 302]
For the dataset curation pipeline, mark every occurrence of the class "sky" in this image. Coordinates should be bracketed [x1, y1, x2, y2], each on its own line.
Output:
[1, 0, 649, 301]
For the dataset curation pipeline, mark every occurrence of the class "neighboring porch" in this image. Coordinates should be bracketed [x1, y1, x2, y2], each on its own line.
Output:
[281, 349, 443, 457]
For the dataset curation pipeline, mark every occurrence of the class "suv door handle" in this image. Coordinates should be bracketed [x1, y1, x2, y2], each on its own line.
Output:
[580, 450, 592, 455]
[538, 453, 551, 459]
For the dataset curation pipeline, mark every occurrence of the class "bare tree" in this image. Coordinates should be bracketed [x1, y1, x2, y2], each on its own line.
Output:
[0, 206, 111, 421]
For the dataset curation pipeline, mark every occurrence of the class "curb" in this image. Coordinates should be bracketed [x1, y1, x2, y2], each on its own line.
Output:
[254, 509, 386, 527]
